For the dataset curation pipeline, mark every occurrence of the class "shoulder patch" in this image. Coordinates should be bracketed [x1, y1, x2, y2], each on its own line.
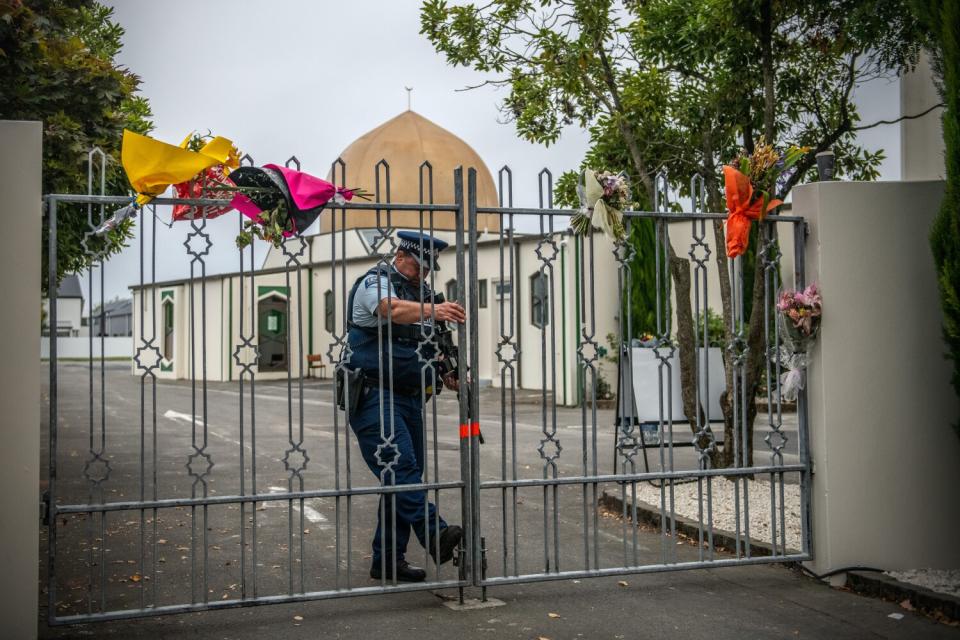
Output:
[363, 274, 380, 289]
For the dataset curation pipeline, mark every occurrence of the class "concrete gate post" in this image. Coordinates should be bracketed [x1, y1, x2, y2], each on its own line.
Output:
[795, 180, 960, 577]
[0, 120, 42, 639]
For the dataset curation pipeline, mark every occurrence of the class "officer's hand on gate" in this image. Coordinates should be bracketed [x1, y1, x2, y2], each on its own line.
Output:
[434, 301, 466, 324]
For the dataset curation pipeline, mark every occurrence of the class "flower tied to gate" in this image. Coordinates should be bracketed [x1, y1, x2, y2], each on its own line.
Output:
[570, 169, 629, 242]
[723, 165, 781, 258]
[723, 138, 808, 258]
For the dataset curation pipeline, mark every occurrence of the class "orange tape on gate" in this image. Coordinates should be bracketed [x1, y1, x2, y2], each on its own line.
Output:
[459, 422, 481, 439]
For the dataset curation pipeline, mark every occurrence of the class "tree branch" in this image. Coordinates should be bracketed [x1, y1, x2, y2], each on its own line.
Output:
[852, 103, 945, 131]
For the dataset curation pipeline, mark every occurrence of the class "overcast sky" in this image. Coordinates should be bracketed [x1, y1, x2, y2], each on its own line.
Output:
[82, 0, 906, 306]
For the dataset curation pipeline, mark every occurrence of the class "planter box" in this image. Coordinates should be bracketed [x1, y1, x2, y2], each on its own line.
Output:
[623, 347, 725, 423]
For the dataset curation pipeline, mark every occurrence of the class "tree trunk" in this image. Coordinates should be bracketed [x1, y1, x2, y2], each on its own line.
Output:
[669, 243, 722, 468]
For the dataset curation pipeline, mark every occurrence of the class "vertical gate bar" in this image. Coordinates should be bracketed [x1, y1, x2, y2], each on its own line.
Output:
[739, 246, 751, 558]
[339, 166, 353, 589]
[538, 189, 549, 573]
[250, 236, 259, 598]
[772, 227, 787, 555]
[623, 217, 638, 567]
[613, 220, 629, 566]
[47, 197, 58, 624]
[758, 221, 786, 555]
[371, 159, 398, 586]
[94, 154, 109, 612]
[576, 231, 599, 559]
[85, 201, 96, 613]
[285, 246, 295, 594]
[653, 179, 669, 562]
[151, 206, 160, 605]
[794, 221, 812, 557]
[584, 232, 593, 571]
[329, 158, 342, 589]
[730, 255, 742, 558]
[467, 168, 483, 585]
[138, 198, 146, 610]
[495, 167, 510, 577]
[237, 214, 247, 599]
[201, 218, 211, 601]
[453, 166, 471, 585]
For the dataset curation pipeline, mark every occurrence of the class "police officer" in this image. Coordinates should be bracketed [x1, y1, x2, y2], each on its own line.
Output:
[345, 230, 465, 582]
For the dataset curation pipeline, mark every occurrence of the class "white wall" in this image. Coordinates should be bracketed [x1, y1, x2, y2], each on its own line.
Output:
[901, 51, 945, 181]
[0, 120, 41, 639]
[42, 297, 83, 335]
[41, 337, 132, 359]
[796, 180, 960, 573]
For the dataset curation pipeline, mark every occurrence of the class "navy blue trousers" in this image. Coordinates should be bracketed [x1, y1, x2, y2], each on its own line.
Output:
[350, 387, 447, 566]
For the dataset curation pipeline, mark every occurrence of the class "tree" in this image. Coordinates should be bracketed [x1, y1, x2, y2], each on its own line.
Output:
[912, 0, 960, 437]
[0, 0, 153, 293]
[421, 0, 930, 467]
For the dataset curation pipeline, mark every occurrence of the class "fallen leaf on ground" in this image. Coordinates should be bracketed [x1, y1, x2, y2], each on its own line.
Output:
[548, 613, 560, 619]
[617, 580, 629, 587]
[294, 615, 303, 621]
[130, 574, 141, 583]
[899, 599, 915, 612]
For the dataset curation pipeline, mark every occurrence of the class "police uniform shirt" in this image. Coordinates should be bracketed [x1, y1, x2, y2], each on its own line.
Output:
[351, 267, 434, 329]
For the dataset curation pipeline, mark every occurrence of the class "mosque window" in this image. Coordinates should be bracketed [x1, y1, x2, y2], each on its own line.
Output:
[162, 298, 174, 360]
[445, 279, 458, 303]
[530, 272, 549, 328]
[324, 290, 335, 333]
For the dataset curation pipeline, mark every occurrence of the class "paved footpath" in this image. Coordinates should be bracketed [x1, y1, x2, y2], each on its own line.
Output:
[40, 564, 958, 639]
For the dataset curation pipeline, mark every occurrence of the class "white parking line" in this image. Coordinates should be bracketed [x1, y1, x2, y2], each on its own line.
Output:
[266, 486, 328, 525]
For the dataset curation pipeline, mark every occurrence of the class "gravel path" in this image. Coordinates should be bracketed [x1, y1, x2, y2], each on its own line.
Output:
[632, 481, 960, 601]
[632, 477, 803, 552]
[886, 569, 960, 598]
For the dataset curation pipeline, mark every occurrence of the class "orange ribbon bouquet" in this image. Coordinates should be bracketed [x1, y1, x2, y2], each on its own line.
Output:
[723, 138, 807, 258]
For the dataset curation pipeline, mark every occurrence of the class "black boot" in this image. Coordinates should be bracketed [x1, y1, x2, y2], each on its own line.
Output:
[429, 525, 463, 565]
[369, 560, 427, 583]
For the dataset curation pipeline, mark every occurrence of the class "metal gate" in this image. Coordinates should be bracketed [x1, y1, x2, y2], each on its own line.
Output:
[43, 155, 811, 625]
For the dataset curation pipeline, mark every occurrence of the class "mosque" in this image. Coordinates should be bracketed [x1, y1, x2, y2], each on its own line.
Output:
[130, 109, 626, 407]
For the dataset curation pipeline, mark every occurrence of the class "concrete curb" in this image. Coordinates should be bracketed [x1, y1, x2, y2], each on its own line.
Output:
[845, 570, 960, 622]
[598, 490, 794, 559]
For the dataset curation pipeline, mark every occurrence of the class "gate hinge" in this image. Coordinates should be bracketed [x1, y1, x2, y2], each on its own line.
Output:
[40, 490, 51, 527]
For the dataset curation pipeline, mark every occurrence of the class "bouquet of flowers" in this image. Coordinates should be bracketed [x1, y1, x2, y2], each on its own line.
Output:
[229, 165, 371, 249]
[570, 169, 629, 241]
[171, 131, 241, 221]
[724, 137, 807, 258]
[775, 282, 822, 401]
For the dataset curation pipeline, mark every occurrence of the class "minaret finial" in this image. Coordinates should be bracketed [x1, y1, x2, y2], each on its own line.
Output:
[405, 86, 413, 111]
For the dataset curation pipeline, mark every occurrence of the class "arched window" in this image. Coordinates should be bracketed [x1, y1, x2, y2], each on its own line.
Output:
[324, 290, 335, 334]
[530, 272, 549, 328]
[445, 279, 458, 303]
[162, 299, 174, 360]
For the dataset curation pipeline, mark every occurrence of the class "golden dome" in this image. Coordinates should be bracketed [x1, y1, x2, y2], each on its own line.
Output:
[318, 110, 500, 233]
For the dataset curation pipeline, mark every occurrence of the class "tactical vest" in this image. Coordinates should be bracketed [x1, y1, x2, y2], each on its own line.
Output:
[345, 265, 441, 394]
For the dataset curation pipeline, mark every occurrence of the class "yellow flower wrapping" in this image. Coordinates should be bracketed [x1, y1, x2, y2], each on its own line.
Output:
[122, 130, 240, 206]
